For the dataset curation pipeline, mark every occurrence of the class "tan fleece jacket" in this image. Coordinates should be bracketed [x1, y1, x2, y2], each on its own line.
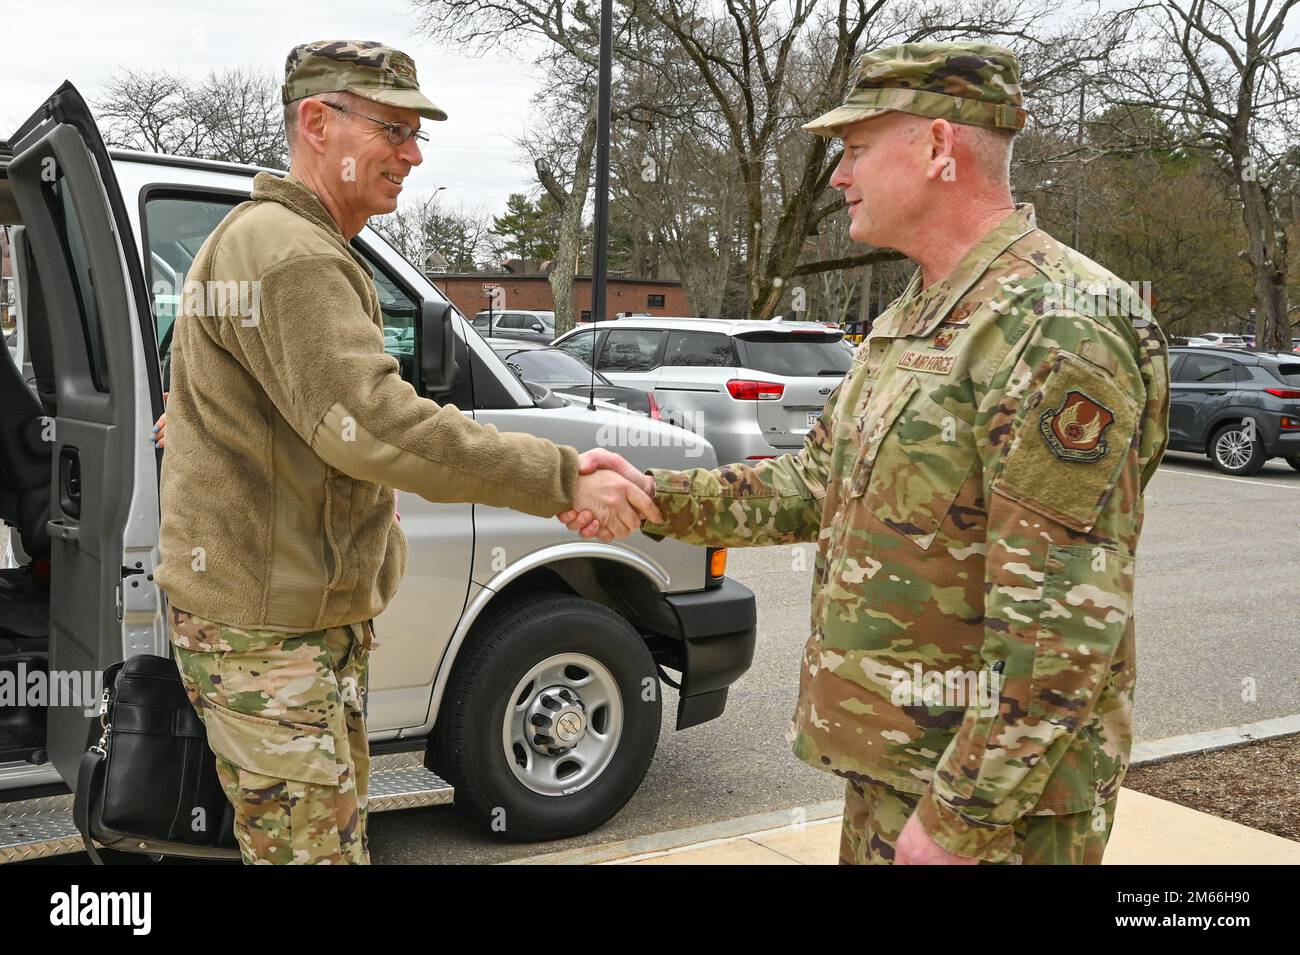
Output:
[156, 172, 579, 631]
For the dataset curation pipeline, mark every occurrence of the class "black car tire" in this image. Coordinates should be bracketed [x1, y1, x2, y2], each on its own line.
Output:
[428, 591, 661, 842]
[1208, 420, 1266, 475]
[1286, 455, 1300, 472]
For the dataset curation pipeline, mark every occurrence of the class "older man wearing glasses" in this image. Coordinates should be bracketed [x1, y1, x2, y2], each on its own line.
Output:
[154, 40, 659, 865]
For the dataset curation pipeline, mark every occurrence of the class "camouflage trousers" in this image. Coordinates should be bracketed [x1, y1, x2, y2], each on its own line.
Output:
[167, 608, 373, 865]
[839, 780, 1116, 865]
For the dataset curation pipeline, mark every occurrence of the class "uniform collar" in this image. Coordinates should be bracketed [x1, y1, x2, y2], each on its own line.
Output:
[251, 172, 373, 276]
[875, 203, 1037, 339]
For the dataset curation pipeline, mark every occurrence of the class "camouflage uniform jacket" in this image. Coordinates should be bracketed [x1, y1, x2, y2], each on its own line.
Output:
[643, 205, 1170, 860]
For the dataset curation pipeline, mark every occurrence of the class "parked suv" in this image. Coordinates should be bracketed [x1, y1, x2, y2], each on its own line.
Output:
[1168, 346, 1300, 474]
[552, 317, 851, 465]
[0, 84, 757, 861]
[472, 309, 555, 343]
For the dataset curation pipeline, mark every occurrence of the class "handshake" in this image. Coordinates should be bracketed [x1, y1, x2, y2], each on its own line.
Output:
[560, 449, 662, 542]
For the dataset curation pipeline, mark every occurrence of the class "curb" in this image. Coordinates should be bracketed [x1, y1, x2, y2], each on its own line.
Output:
[506, 716, 1300, 866]
[504, 799, 844, 866]
[1130, 713, 1300, 765]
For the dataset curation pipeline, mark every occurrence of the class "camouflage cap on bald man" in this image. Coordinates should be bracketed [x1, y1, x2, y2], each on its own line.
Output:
[282, 40, 447, 122]
[803, 41, 1026, 137]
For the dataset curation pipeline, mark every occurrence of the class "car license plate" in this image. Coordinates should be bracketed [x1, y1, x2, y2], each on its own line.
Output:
[806, 411, 819, 430]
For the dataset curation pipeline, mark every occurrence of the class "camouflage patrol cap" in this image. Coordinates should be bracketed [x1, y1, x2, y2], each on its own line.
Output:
[803, 41, 1026, 137]
[282, 40, 447, 122]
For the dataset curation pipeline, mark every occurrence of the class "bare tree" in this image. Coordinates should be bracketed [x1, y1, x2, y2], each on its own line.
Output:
[372, 194, 494, 272]
[411, 1, 630, 333]
[637, 0, 1104, 319]
[1100, 0, 1300, 349]
[95, 68, 287, 169]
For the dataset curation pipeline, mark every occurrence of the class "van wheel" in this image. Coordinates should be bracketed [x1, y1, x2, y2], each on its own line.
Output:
[1209, 421, 1265, 475]
[1287, 455, 1300, 472]
[427, 592, 660, 842]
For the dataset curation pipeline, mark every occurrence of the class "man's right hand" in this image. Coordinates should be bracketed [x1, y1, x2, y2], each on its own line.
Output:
[565, 450, 660, 542]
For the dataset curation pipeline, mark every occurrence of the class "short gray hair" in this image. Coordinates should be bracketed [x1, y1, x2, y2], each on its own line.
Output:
[283, 91, 359, 160]
[959, 124, 1016, 183]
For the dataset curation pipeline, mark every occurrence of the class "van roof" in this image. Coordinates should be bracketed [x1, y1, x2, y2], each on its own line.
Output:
[108, 148, 285, 178]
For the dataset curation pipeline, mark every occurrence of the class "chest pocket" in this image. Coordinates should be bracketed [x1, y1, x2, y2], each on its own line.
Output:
[854, 382, 978, 550]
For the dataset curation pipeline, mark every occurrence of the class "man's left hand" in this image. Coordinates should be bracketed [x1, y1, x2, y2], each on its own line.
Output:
[895, 812, 981, 865]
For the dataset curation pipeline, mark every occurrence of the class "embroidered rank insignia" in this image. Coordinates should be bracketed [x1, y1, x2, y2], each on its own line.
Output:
[932, 329, 959, 351]
[944, 300, 980, 326]
[1039, 390, 1116, 462]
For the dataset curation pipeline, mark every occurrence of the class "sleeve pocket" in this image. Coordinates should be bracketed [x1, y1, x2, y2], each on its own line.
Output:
[1029, 543, 1135, 725]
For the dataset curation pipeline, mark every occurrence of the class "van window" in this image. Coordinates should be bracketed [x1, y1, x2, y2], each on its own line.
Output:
[599, 328, 665, 372]
[555, 327, 600, 364]
[663, 330, 736, 368]
[735, 333, 851, 377]
[143, 193, 241, 351]
[369, 263, 419, 387]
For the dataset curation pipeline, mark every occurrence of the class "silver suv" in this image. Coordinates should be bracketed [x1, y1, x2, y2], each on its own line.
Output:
[552, 317, 852, 465]
[0, 84, 757, 860]
[472, 309, 555, 344]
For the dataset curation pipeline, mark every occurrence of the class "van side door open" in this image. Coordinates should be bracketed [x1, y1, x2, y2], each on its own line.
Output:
[6, 83, 163, 786]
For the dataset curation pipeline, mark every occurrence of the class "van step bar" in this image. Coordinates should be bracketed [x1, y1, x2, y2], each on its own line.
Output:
[0, 751, 453, 862]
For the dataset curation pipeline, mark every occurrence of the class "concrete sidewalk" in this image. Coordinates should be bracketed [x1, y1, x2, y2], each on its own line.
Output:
[511, 789, 1300, 865]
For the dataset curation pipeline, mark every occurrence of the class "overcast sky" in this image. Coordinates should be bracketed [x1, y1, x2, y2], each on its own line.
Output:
[2, 0, 546, 216]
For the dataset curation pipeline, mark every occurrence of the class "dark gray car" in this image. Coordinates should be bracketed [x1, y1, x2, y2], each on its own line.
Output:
[1168, 347, 1300, 474]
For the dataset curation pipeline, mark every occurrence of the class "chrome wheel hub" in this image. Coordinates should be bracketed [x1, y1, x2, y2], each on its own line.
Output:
[526, 685, 587, 755]
[504, 652, 623, 797]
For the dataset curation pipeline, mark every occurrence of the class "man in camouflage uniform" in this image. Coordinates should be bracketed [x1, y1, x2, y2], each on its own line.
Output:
[563, 42, 1170, 864]
[157, 41, 656, 864]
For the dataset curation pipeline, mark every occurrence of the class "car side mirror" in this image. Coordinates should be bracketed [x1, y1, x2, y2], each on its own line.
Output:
[420, 299, 458, 396]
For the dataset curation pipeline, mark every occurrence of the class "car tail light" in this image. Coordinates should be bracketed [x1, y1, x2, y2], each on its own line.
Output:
[1281, 416, 1300, 431]
[709, 548, 728, 578]
[727, 379, 785, 400]
[647, 392, 661, 420]
[1264, 388, 1300, 399]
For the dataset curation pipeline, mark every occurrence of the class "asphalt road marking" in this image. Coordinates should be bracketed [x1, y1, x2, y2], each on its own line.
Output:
[1157, 466, 1300, 492]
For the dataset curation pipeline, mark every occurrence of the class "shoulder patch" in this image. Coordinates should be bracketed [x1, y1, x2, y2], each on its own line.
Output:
[993, 351, 1139, 531]
[1039, 391, 1115, 462]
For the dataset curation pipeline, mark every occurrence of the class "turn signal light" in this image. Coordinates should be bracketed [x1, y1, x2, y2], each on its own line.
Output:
[709, 548, 728, 578]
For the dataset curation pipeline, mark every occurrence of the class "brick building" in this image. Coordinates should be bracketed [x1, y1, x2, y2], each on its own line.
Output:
[431, 273, 690, 322]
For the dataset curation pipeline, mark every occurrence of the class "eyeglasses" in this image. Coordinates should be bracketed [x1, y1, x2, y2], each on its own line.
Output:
[323, 100, 429, 147]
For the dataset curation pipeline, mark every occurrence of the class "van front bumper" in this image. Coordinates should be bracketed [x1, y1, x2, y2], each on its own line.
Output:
[660, 578, 757, 730]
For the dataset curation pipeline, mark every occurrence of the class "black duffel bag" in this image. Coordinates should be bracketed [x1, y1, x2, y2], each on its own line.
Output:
[73, 653, 241, 863]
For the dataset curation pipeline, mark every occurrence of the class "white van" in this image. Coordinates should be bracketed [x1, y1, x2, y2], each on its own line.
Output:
[0, 84, 757, 861]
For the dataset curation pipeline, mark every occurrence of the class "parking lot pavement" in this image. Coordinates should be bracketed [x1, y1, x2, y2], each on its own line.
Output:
[1132, 452, 1300, 739]
[371, 453, 1300, 863]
